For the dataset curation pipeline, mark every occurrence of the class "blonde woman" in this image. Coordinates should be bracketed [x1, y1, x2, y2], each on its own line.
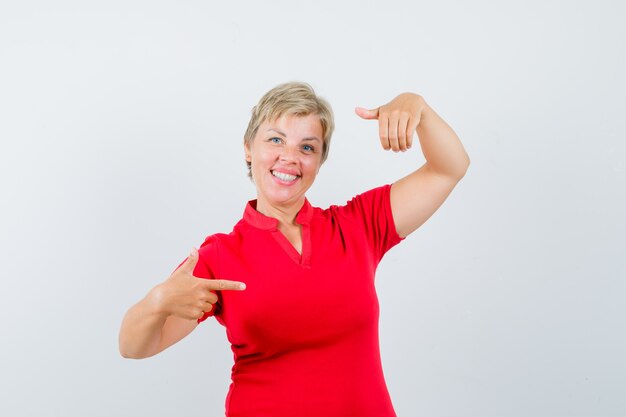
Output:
[119, 82, 470, 416]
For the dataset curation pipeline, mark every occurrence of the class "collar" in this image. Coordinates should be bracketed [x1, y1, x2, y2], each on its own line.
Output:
[243, 198, 314, 230]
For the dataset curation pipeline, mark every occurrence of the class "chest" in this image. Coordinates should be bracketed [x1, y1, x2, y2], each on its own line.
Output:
[277, 224, 302, 255]
[215, 223, 379, 350]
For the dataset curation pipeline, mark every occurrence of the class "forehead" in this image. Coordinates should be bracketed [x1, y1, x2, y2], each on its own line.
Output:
[260, 113, 323, 138]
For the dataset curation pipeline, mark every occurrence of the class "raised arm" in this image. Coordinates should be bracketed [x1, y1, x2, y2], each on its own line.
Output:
[356, 93, 470, 238]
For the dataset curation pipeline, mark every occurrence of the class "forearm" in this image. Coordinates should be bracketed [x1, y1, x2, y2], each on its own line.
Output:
[416, 100, 470, 178]
[118, 286, 168, 359]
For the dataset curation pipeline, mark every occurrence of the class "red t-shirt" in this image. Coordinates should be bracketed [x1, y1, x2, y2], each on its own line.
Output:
[193, 184, 403, 417]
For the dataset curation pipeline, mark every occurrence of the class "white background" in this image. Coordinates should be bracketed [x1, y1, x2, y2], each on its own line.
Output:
[1, 1, 624, 416]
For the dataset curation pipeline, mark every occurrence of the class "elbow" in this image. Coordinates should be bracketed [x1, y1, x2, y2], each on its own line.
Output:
[454, 154, 471, 179]
[433, 154, 470, 181]
[447, 159, 470, 181]
[119, 342, 139, 359]
[119, 344, 135, 359]
[460, 157, 470, 178]
[119, 351, 135, 359]
[119, 334, 151, 360]
[119, 340, 161, 360]
[119, 346, 150, 360]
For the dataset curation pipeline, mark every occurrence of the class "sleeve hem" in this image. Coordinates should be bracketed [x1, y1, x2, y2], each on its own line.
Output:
[385, 183, 405, 245]
[196, 235, 222, 324]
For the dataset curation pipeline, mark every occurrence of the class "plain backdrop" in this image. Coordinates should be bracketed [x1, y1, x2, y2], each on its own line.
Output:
[1, 1, 624, 416]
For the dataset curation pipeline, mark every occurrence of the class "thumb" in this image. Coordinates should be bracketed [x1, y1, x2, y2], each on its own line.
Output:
[355, 106, 379, 120]
[181, 247, 200, 274]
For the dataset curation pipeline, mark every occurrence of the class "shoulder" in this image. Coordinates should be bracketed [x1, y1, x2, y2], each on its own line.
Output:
[306, 184, 394, 234]
[198, 233, 222, 252]
[197, 219, 252, 262]
[319, 184, 403, 257]
[326, 184, 393, 218]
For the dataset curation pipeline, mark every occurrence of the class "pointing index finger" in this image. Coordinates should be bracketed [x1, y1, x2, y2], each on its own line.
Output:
[204, 279, 246, 291]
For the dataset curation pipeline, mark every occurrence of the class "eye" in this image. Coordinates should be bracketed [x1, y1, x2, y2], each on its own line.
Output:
[302, 144, 315, 152]
[269, 137, 282, 144]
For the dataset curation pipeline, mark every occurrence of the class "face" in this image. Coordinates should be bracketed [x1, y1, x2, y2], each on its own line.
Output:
[245, 113, 324, 212]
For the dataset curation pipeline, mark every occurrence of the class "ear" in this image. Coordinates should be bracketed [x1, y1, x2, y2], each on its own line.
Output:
[244, 142, 251, 162]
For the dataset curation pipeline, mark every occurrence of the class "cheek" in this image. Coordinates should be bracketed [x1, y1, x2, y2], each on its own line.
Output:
[303, 158, 322, 176]
[252, 148, 277, 166]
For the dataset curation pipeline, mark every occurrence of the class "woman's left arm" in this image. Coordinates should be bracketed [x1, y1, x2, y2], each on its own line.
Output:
[356, 93, 470, 238]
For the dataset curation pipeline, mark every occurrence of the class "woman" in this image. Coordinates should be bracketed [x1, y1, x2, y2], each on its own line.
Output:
[119, 82, 470, 416]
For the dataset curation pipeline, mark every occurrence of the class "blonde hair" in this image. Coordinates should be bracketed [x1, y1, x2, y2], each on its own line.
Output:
[243, 82, 334, 176]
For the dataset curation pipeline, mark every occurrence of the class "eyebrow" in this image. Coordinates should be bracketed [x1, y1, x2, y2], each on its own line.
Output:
[267, 128, 321, 143]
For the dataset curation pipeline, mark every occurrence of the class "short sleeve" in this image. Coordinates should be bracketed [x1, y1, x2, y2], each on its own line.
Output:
[195, 235, 222, 323]
[174, 235, 221, 324]
[335, 184, 404, 261]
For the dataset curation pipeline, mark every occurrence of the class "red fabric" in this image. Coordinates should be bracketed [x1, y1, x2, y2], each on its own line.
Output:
[192, 184, 403, 417]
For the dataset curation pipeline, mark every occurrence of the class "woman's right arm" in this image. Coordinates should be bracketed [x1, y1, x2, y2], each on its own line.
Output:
[118, 286, 197, 359]
[118, 248, 246, 359]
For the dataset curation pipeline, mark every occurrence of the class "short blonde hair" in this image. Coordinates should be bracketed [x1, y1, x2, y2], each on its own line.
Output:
[244, 82, 334, 176]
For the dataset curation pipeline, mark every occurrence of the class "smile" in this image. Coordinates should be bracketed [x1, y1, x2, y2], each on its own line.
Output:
[271, 170, 300, 182]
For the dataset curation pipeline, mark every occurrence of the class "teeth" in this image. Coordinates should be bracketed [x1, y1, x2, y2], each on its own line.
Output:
[272, 170, 298, 182]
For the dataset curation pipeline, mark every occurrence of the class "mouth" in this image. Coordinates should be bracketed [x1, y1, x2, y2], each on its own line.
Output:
[271, 170, 300, 183]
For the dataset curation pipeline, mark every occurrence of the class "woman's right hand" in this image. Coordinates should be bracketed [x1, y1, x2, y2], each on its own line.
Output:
[151, 248, 246, 320]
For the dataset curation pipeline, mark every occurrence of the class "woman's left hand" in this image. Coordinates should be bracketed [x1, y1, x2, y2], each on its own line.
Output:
[355, 92, 427, 152]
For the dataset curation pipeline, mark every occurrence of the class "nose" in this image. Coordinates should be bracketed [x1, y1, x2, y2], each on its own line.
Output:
[279, 145, 297, 163]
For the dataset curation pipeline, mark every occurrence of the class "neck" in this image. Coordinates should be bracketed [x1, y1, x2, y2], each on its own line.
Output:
[255, 197, 305, 227]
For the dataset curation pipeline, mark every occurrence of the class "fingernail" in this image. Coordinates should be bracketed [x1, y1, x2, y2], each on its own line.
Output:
[239, 283, 246, 290]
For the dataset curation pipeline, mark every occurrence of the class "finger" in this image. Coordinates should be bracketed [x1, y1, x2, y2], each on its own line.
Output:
[194, 301, 213, 318]
[204, 279, 247, 291]
[407, 116, 420, 149]
[355, 107, 379, 120]
[379, 113, 390, 150]
[398, 113, 410, 151]
[203, 290, 218, 304]
[196, 309, 207, 320]
[388, 112, 400, 152]
[180, 247, 199, 274]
